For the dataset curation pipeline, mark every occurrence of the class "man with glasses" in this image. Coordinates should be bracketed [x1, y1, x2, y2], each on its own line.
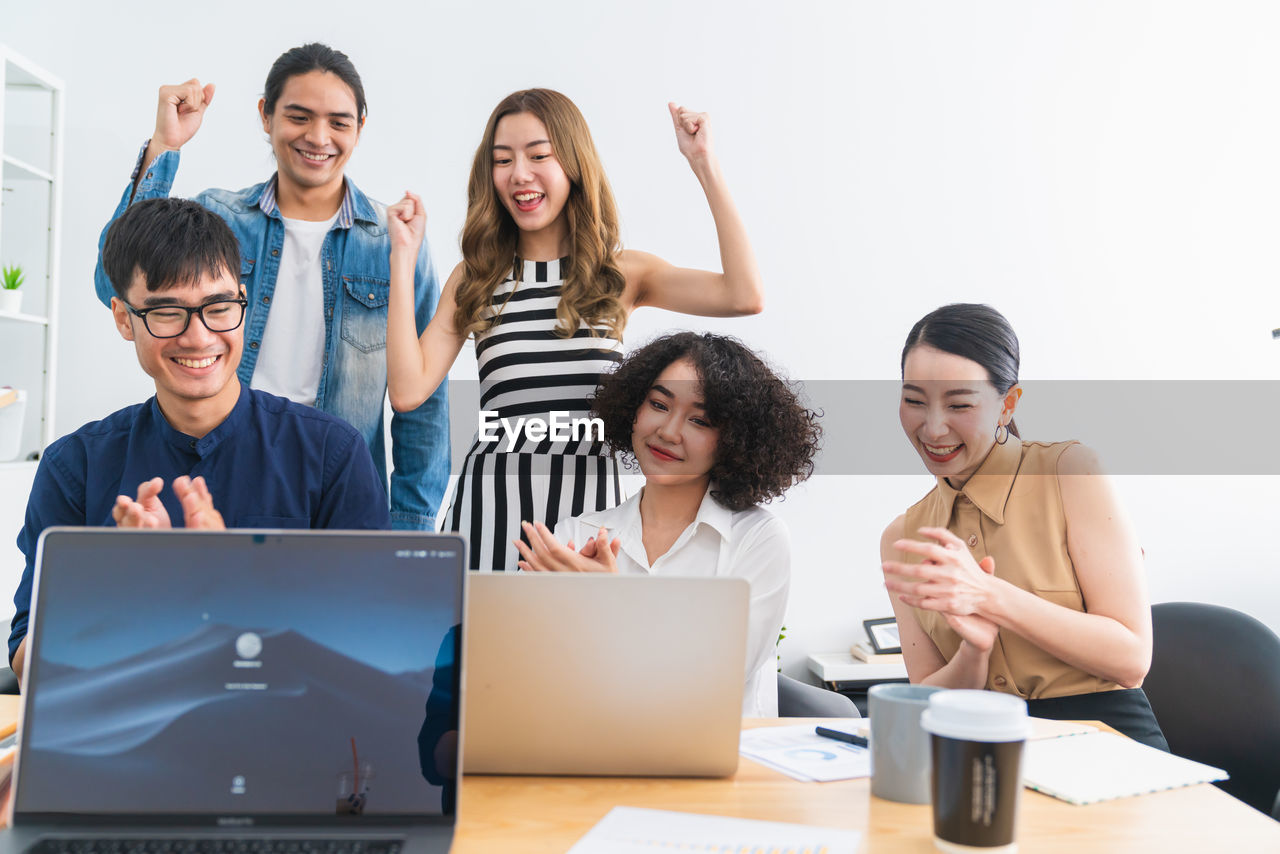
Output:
[8, 199, 390, 681]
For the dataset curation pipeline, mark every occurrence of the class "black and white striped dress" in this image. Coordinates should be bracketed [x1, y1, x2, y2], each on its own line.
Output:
[444, 258, 625, 570]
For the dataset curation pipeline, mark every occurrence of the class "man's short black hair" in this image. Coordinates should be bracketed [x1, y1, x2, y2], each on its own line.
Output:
[102, 198, 241, 299]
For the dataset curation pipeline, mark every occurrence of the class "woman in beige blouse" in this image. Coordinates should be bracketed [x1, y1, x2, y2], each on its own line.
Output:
[880, 303, 1166, 749]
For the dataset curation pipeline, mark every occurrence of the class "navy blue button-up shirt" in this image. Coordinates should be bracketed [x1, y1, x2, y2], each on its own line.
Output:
[9, 385, 391, 661]
[93, 145, 450, 531]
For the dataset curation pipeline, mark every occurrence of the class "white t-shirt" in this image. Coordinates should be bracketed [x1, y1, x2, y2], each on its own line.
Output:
[250, 213, 337, 404]
[556, 486, 791, 717]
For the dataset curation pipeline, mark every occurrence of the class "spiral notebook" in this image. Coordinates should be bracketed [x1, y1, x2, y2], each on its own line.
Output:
[1023, 732, 1228, 805]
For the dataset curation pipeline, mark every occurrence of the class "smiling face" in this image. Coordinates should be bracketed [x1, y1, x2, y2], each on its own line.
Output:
[259, 70, 361, 198]
[112, 268, 244, 418]
[631, 358, 721, 489]
[899, 344, 1021, 487]
[492, 111, 572, 257]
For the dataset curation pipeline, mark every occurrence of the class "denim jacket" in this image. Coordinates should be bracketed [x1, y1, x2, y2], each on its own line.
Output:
[94, 145, 450, 530]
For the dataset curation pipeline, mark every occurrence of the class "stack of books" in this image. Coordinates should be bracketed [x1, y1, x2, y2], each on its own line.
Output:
[849, 641, 904, 665]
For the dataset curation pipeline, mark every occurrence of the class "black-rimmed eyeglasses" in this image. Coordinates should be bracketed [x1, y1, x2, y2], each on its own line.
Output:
[125, 296, 249, 339]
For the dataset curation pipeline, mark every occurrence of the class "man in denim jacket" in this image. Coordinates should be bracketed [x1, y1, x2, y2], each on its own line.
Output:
[93, 43, 448, 530]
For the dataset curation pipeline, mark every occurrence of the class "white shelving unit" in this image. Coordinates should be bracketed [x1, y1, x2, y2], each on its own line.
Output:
[1, 46, 63, 627]
[0, 46, 62, 460]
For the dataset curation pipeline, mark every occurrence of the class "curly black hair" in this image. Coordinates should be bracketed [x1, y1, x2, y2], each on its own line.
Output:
[591, 332, 822, 512]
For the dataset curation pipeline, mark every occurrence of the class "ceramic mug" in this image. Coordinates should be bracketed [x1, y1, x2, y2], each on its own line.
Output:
[869, 683, 945, 804]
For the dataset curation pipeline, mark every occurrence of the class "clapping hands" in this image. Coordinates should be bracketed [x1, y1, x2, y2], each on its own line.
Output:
[882, 526, 1001, 652]
[514, 520, 621, 573]
[112, 475, 225, 530]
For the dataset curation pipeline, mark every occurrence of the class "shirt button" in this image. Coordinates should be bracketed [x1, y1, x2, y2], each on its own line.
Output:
[250, 341, 259, 350]
[188, 440, 196, 450]
[960, 495, 971, 504]
[993, 675, 1007, 687]
[146, 172, 153, 179]
[271, 249, 279, 257]
[262, 296, 270, 305]
[967, 534, 978, 548]
[368, 292, 375, 300]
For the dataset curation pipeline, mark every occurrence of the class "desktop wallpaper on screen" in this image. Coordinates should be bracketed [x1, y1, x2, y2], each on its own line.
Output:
[18, 534, 460, 818]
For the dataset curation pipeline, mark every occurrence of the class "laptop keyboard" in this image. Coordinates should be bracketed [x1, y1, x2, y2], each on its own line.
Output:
[30, 840, 403, 854]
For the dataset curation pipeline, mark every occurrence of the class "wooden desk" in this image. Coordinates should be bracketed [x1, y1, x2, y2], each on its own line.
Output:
[0, 697, 18, 737]
[1, 708, 1275, 849]
[453, 718, 1280, 853]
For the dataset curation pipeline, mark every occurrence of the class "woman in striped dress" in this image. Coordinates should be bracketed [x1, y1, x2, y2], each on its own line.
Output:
[386, 88, 763, 570]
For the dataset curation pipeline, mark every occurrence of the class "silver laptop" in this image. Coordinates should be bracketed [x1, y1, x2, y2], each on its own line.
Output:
[3, 528, 466, 854]
[462, 573, 748, 777]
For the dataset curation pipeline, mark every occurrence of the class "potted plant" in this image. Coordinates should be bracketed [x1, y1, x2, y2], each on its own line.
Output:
[0, 264, 23, 314]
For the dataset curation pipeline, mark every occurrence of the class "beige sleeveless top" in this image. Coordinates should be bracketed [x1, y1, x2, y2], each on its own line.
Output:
[903, 436, 1121, 700]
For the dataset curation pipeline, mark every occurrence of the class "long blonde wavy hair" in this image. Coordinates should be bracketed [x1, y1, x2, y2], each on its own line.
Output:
[456, 89, 627, 340]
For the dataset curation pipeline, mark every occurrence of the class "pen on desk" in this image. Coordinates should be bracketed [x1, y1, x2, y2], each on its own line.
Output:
[815, 726, 868, 748]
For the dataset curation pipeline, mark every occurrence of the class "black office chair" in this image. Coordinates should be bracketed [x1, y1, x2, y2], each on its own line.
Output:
[1143, 602, 1280, 818]
[777, 673, 860, 718]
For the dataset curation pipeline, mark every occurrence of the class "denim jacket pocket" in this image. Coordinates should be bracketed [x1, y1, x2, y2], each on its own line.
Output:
[240, 257, 255, 286]
[341, 274, 390, 353]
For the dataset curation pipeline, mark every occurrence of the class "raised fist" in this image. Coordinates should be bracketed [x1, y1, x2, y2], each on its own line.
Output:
[152, 78, 216, 153]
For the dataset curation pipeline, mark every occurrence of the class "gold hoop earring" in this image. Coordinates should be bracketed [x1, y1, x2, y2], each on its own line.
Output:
[995, 424, 1009, 445]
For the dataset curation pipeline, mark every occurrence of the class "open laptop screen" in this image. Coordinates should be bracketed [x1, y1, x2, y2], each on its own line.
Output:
[16, 530, 464, 822]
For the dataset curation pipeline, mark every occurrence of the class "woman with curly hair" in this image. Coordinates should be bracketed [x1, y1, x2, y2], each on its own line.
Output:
[386, 90, 764, 571]
[515, 332, 821, 716]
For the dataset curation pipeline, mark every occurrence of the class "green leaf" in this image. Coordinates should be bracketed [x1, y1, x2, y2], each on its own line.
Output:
[1, 265, 25, 291]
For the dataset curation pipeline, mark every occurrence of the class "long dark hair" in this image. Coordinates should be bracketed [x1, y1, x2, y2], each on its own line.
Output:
[263, 43, 367, 125]
[901, 303, 1021, 438]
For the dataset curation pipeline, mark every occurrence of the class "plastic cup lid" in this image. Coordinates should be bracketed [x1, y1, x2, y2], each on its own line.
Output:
[920, 689, 1029, 742]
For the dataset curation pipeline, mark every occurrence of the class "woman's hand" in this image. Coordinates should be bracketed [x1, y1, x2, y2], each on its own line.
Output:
[944, 611, 999, 653]
[668, 102, 714, 164]
[616, 103, 761, 319]
[882, 527, 1000, 617]
[514, 521, 620, 573]
[387, 191, 426, 256]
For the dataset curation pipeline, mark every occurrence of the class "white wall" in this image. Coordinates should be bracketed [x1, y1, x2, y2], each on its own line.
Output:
[1, 1, 1277, 675]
